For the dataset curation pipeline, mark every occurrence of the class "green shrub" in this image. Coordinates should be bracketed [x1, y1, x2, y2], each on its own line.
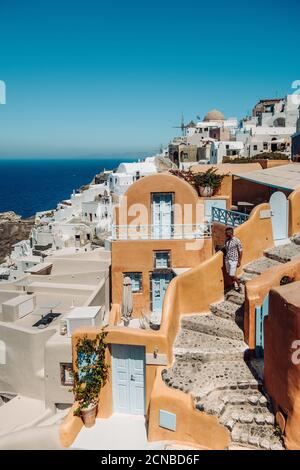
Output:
[193, 167, 225, 190]
[73, 329, 109, 416]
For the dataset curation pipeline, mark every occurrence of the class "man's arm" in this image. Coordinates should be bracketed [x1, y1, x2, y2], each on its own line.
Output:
[237, 240, 243, 267]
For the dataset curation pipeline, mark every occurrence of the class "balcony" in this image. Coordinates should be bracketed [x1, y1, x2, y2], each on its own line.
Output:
[212, 207, 249, 227]
[111, 223, 211, 241]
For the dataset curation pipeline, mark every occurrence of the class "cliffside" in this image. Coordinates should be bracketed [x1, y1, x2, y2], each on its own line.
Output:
[0, 212, 35, 263]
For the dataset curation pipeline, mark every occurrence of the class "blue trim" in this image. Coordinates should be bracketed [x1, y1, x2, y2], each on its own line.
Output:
[255, 294, 269, 358]
[159, 410, 176, 431]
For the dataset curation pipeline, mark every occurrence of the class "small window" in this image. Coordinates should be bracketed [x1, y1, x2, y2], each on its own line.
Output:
[154, 251, 171, 268]
[263, 142, 268, 150]
[60, 363, 74, 386]
[253, 145, 258, 151]
[123, 272, 142, 293]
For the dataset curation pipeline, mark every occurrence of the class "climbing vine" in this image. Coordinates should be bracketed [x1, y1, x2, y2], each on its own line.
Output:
[73, 328, 109, 416]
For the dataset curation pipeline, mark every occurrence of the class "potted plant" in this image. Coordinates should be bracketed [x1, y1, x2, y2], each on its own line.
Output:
[169, 168, 195, 185]
[193, 167, 225, 196]
[73, 329, 109, 427]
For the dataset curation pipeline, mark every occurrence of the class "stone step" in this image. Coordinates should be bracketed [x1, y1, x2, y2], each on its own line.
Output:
[225, 289, 245, 306]
[162, 358, 261, 400]
[291, 234, 300, 245]
[239, 272, 258, 284]
[247, 357, 265, 383]
[264, 242, 300, 263]
[196, 389, 270, 415]
[174, 330, 247, 362]
[231, 423, 284, 450]
[195, 389, 227, 415]
[210, 300, 243, 321]
[243, 257, 282, 275]
[220, 404, 275, 429]
[222, 390, 269, 408]
[181, 313, 244, 341]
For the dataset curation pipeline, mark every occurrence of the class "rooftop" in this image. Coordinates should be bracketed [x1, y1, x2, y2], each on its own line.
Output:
[233, 162, 298, 191]
[117, 162, 157, 175]
[0, 247, 111, 332]
[191, 162, 262, 175]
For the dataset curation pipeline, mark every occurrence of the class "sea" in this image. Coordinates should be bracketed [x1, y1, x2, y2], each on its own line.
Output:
[0, 157, 138, 218]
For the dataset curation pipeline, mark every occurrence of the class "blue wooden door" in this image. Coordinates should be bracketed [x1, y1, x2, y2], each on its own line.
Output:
[255, 294, 269, 357]
[152, 272, 173, 313]
[152, 193, 173, 239]
[129, 346, 145, 415]
[270, 191, 288, 242]
[112, 344, 145, 415]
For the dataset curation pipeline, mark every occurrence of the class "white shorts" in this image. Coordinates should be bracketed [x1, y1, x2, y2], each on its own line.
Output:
[225, 259, 238, 277]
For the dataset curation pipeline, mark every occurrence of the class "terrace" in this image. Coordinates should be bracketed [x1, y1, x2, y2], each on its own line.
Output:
[111, 223, 211, 240]
[211, 207, 249, 227]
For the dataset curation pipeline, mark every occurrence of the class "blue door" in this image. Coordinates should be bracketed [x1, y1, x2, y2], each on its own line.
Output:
[112, 344, 145, 415]
[255, 294, 269, 358]
[152, 193, 173, 239]
[270, 191, 288, 242]
[151, 272, 173, 313]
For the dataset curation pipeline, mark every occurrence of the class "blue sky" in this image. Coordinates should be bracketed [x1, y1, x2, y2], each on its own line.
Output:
[0, 0, 299, 158]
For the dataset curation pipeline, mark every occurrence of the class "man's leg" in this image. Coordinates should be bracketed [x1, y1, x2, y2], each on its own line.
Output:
[230, 260, 241, 291]
[229, 275, 235, 290]
[225, 260, 234, 290]
[232, 274, 241, 291]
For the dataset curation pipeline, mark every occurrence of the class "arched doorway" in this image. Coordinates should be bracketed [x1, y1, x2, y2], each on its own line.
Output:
[270, 191, 289, 242]
[271, 137, 278, 152]
[273, 117, 285, 127]
[173, 151, 179, 167]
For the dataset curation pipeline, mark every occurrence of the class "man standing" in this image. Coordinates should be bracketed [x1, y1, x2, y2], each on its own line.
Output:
[224, 227, 243, 292]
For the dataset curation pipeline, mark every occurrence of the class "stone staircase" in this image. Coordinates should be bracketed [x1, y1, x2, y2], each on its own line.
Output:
[162, 236, 300, 450]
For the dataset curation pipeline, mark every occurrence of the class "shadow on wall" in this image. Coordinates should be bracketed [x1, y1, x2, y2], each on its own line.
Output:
[288, 188, 300, 236]
[245, 256, 300, 350]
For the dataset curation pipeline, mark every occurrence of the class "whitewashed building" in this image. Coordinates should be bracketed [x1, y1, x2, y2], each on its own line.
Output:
[108, 161, 158, 195]
[237, 95, 298, 158]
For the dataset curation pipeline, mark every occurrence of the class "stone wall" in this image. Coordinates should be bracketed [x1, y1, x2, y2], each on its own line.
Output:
[0, 212, 34, 263]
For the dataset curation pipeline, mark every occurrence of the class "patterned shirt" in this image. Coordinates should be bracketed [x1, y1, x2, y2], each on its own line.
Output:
[225, 236, 243, 262]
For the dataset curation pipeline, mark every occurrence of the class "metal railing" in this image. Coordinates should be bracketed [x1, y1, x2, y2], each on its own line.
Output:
[111, 223, 211, 240]
[212, 207, 249, 227]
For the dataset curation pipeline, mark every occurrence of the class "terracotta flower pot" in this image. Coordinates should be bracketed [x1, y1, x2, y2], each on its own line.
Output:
[81, 402, 98, 428]
[199, 186, 214, 197]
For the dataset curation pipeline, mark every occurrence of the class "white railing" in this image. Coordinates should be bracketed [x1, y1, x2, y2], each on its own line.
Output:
[111, 223, 211, 240]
